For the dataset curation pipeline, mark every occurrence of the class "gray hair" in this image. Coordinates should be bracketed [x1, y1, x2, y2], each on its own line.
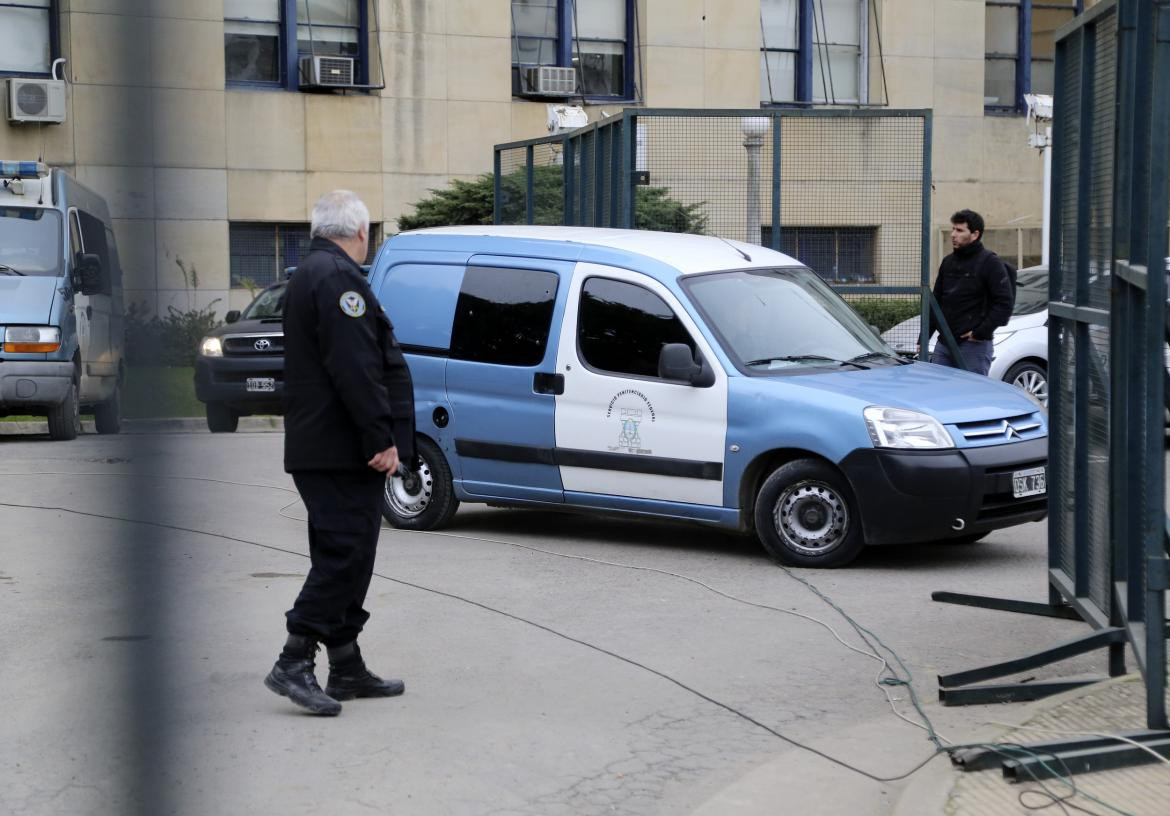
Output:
[310, 190, 370, 240]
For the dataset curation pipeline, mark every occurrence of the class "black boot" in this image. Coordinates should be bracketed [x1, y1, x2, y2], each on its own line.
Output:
[264, 634, 342, 716]
[325, 641, 405, 700]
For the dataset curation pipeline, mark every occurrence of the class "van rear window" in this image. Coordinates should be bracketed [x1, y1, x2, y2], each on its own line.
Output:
[450, 266, 559, 367]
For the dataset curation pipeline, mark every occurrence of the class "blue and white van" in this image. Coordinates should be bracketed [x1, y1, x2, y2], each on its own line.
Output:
[368, 227, 1047, 567]
[0, 161, 124, 439]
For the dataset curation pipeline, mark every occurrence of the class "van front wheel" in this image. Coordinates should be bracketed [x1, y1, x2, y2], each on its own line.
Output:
[47, 381, 81, 441]
[754, 459, 864, 568]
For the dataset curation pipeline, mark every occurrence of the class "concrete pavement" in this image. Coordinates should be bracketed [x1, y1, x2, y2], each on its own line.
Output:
[0, 429, 1154, 815]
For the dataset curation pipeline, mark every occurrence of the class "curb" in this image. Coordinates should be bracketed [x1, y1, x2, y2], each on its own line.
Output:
[0, 416, 285, 435]
[891, 673, 1146, 816]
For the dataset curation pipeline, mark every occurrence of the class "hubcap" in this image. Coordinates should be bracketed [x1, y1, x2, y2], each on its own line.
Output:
[774, 481, 848, 556]
[385, 460, 434, 518]
[1012, 369, 1049, 406]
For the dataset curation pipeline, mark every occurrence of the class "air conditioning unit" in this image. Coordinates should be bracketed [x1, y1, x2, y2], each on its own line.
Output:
[523, 66, 577, 98]
[7, 78, 66, 124]
[299, 55, 356, 88]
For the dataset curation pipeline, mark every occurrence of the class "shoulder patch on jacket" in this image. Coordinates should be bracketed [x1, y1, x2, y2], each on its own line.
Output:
[339, 291, 367, 317]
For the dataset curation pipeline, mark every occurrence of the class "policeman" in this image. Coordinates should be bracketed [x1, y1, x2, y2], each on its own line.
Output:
[264, 190, 416, 716]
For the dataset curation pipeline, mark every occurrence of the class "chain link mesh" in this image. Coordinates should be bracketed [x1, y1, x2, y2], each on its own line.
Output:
[497, 110, 928, 340]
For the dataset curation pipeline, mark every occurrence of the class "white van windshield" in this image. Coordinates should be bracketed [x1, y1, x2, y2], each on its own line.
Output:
[0, 207, 62, 277]
[684, 267, 897, 371]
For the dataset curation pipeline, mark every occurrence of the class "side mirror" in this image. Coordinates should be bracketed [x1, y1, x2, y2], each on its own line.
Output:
[869, 324, 881, 336]
[73, 253, 103, 296]
[224, 310, 241, 324]
[658, 343, 716, 387]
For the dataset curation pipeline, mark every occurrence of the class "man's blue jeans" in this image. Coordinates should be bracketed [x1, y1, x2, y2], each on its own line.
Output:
[930, 338, 994, 376]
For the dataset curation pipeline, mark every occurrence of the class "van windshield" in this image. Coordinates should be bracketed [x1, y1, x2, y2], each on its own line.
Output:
[683, 267, 895, 371]
[0, 207, 63, 277]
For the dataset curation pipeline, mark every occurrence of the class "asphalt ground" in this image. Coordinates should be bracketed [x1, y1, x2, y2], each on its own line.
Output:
[0, 428, 1124, 815]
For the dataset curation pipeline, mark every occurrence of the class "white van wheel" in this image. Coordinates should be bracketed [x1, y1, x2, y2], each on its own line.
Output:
[47, 380, 81, 441]
[754, 459, 864, 568]
[94, 381, 122, 435]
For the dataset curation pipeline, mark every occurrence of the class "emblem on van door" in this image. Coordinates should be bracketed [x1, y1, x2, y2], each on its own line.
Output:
[606, 389, 656, 454]
[254, 338, 271, 351]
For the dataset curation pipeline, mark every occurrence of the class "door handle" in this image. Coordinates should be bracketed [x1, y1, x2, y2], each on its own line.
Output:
[533, 372, 565, 395]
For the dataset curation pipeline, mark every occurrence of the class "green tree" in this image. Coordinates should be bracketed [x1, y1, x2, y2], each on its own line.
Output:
[397, 165, 707, 235]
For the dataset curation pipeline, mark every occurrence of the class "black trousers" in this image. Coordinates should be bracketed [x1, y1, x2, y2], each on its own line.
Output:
[286, 469, 386, 647]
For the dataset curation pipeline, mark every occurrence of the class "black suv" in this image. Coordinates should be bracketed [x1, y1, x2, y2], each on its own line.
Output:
[194, 282, 286, 432]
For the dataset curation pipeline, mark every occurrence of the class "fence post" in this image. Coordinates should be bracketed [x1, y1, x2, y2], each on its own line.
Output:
[919, 110, 934, 361]
[493, 149, 502, 225]
[525, 144, 535, 225]
[771, 113, 782, 251]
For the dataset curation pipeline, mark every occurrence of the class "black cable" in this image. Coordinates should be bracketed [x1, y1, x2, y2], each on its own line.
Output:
[868, 0, 890, 106]
[0, 498, 947, 784]
[0, 487, 1143, 814]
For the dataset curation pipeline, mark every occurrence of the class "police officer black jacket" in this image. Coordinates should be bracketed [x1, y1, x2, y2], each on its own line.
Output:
[282, 237, 415, 472]
[927, 239, 1014, 342]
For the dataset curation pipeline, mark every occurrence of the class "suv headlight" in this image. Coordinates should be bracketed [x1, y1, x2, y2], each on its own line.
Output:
[864, 406, 954, 449]
[199, 336, 223, 357]
[3, 325, 61, 353]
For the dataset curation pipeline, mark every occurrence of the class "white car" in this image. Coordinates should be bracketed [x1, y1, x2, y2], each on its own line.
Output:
[882, 267, 1051, 404]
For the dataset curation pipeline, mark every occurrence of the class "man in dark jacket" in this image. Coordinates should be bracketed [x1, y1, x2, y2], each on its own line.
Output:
[928, 209, 1014, 376]
[264, 190, 416, 716]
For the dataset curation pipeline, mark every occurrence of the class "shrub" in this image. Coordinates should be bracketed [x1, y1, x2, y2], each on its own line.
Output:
[125, 300, 222, 367]
[848, 298, 921, 333]
[398, 166, 707, 235]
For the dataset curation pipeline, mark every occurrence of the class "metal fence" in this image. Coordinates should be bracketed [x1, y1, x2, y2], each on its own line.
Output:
[494, 108, 932, 343]
[937, 0, 1170, 776]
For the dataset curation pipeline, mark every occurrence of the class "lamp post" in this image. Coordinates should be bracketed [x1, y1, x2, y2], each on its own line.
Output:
[741, 117, 770, 246]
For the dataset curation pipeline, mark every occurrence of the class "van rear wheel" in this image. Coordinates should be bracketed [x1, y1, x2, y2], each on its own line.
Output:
[381, 437, 458, 531]
[754, 459, 864, 568]
[94, 382, 122, 435]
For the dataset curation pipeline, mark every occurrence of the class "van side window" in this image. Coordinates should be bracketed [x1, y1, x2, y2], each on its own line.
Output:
[76, 211, 112, 295]
[578, 277, 696, 379]
[450, 266, 559, 366]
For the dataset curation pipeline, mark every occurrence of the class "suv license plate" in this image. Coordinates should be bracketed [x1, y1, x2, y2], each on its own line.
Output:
[246, 377, 276, 393]
[1012, 466, 1046, 499]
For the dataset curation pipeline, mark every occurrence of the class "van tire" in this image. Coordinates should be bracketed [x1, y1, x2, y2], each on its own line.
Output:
[47, 381, 81, 441]
[206, 402, 239, 433]
[94, 383, 122, 435]
[381, 437, 458, 531]
[754, 459, 864, 568]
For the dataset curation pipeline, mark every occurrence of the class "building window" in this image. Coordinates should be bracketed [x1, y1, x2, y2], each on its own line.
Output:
[763, 226, 877, 283]
[225, 0, 282, 85]
[224, 0, 366, 90]
[510, 0, 634, 100]
[1, 0, 56, 75]
[985, 0, 1080, 112]
[761, 0, 867, 105]
[296, 0, 360, 63]
[229, 222, 378, 287]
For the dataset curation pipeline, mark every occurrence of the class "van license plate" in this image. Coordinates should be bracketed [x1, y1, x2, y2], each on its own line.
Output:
[1012, 466, 1046, 498]
[246, 377, 275, 393]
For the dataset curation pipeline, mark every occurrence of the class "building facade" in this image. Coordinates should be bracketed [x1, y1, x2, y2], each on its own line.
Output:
[0, 0, 1083, 316]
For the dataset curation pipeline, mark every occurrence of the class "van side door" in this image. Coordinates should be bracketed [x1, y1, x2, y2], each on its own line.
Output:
[70, 209, 116, 401]
[444, 256, 570, 503]
[554, 263, 729, 508]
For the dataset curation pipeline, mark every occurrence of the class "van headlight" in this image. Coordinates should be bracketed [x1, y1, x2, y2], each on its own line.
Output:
[864, 406, 954, 449]
[3, 325, 61, 353]
[199, 336, 223, 357]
